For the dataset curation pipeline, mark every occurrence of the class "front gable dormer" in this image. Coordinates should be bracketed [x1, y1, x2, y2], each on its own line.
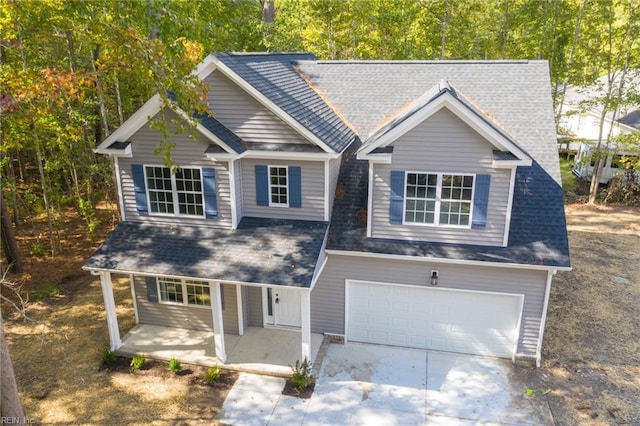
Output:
[359, 82, 532, 247]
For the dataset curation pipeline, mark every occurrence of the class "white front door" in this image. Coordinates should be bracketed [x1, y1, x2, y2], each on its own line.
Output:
[264, 287, 301, 328]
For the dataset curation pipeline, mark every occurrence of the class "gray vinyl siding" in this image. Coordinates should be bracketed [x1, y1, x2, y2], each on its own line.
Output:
[133, 276, 239, 335]
[370, 108, 510, 246]
[328, 156, 342, 215]
[240, 158, 326, 221]
[247, 286, 263, 326]
[119, 109, 232, 228]
[205, 70, 312, 145]
[311, 254, 548, 358]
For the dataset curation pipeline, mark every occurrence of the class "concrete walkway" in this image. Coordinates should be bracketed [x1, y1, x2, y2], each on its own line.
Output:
[218, 343, 554, 425]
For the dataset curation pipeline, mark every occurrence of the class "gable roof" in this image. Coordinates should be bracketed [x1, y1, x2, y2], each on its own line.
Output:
[357, 80, 531, 166]
[203, 53, 357, 154]
[295, 60, 561, 184]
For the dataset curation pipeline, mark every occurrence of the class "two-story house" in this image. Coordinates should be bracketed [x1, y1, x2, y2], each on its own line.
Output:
[85, 53, 570, 369]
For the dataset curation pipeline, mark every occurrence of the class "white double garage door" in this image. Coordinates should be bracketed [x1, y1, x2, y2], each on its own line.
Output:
[346, 280, 524, 358]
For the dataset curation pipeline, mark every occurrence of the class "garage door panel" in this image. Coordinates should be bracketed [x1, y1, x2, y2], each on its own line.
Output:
[347, 281, 521, 358]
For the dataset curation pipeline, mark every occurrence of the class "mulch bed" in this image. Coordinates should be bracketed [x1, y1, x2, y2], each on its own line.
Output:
[282, 378, 316, 399]
[100, 355, 238, 389]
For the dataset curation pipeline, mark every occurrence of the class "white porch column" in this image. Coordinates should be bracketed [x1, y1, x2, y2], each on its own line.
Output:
[236, 285, 244, 336]
[99, 272, 121, 351]
[300, 290, 311, 361]
[211, 282, 227, 362]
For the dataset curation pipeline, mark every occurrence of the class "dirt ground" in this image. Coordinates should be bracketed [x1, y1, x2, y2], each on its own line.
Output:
[521, 203, 640, 425]
[3, 202, 640, 425]
[2, 204, 236, 424]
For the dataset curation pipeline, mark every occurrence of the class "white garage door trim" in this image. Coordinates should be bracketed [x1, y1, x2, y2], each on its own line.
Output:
[345, 279, 524, 359]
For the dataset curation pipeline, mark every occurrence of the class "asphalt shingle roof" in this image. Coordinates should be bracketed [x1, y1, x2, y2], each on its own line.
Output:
[196, 113, 247, 153]
[215, 53, 357, 154]
[85, 218, 328, 288]
[295, 60, 561, 183]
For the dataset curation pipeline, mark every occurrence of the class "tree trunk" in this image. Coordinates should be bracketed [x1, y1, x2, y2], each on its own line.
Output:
[0, 192, 23, 274]
[0, 314, 24, 418]
[35, 143, 56, 256]
[114, 71, 124, 126]
[91, 46, 110, 138]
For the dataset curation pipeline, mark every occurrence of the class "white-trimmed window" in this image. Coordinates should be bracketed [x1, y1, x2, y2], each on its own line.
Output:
[404, 172, 474, 227]
[145, 166, 204, 216]
[269, 166, 288, 206]
[157, 277, 211, 307]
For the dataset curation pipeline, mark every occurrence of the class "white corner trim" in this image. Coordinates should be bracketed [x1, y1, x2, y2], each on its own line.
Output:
[324, 159, 330, 221]
[325, 249, 572, 272]
[367, 163, 374, 238]
[228, 160, 239, 229]
[503, 167, 517, 247]
[114, 157, 126, 222]
[211, 57, 335, 154]
[536, 270, 555, 367]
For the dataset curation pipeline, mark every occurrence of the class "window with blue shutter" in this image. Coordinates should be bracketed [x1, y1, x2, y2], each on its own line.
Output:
[255, 165, 269, 206]
[146, 276, 158, 303]
[471, 174, 491, 229]
[202, 168, 218, 218]
[289, 166, 302, 208]
[132, 164, 148, 215]
[389, 171, 405, 224]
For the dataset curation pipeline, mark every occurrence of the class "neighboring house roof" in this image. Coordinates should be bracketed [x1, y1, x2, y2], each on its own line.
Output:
[295, 60, 561, 183]
[215, 53, 357, 154]
[561, 69, 640, 131]
[327, 141, 570, 268]
[85, 218, 328, 288]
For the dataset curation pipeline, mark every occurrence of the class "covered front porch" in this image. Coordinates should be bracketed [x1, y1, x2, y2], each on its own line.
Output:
[116, 324, 325, 376]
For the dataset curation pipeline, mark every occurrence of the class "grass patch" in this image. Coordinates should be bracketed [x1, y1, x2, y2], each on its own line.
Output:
[559, 157, 579, 193]
[28, 283, 61, 301]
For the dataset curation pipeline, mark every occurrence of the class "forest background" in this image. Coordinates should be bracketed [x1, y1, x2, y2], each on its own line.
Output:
[0, 0, 639, 261]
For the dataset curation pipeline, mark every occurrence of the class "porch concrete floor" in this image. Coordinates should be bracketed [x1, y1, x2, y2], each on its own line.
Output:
[117, 324, 324, 376]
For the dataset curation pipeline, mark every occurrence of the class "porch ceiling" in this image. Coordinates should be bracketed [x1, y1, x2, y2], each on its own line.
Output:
[85, 217, 328, 287]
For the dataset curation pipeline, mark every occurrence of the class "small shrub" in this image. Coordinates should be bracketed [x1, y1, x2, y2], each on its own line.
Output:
[29, 241, 47, 257]
[204, 365, 222, 384]
[102, 349, 116, 365]
[130, 354, 146, 372]
[168, 358, 182, 374]
[290, 357, 314, 390]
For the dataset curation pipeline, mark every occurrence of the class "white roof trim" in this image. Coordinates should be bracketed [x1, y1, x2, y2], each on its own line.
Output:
[359, 92, 532, 166]
[208, 56, 335, 154]
[356, 152, 392, 164]
[238, 150, 339, 160]
[96, 94, 163, 153]
[325, 249, 571, 272]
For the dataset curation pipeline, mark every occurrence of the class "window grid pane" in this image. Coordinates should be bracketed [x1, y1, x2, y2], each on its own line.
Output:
[439, 174, 473, 226]
[185, 280, 211, 306]
[269, 167, 288, 205]
[175, 168, 204, 216]
[404, 173, 437, 224]
[158, 277, 183, 303]
[146, 167, 174, 214]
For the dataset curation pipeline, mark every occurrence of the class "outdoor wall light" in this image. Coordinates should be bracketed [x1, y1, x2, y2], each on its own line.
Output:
[430, 270, 439, 286]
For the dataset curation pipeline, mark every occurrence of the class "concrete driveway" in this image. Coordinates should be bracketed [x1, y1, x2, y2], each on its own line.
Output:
[219, 342, 553, 425]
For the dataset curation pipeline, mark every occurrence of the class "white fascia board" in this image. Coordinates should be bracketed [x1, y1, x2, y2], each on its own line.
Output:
[239, 150, 339, 160]
[194, 54, 218, 80]
[95, 144, 133, 157]
[210, 56, 335, 154]
[360, 93, 533, 166]
[96, 94, 163, 152]
[205, 153, 238, 161]
[492, 159, 527, 168]
[356, 152, 393, 164]
[325, 249, 572, 272]
[82, 265, 314, 289]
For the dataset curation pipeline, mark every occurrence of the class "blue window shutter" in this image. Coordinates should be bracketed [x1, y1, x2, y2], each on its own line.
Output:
[132, 164, 148, 215]
[146, 276, 158, 303]
[389, 171, 405, 224]
[255, 165, 269, 206]
[202, 168, 218, 218]
[472, 174, 491, 229]
[289, 166, 302, 208]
